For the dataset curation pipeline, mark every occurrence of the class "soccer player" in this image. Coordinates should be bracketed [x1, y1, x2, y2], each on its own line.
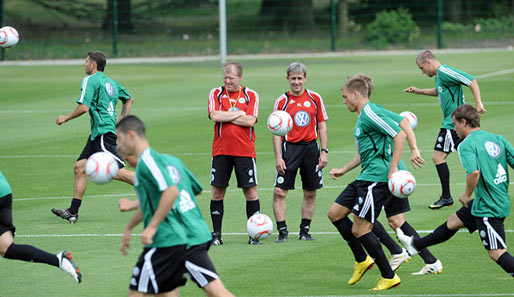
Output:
[397, 104, 514, 277]
[0, 171, 81, 283]
[329, 74, 442, 277]
[327, 76, 426, 290]
[117, 115, 235, 297]
[52, 50, 135, 224]
[208, 61, 261, 245]
[272, 62, 328, 243]
[404, 50, 486, 209]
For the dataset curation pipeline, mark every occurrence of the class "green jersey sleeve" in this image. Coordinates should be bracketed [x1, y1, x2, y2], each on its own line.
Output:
[76, 76, 96, 108]
[362, 103, 402, 138]
[117, 83, 132, 103]
[501, 136, 514, 169]
[439, 65, 474, 87]
[0, 171, 12, 197]
[184, 167, 203, 196]
[457, 140, 478, 175]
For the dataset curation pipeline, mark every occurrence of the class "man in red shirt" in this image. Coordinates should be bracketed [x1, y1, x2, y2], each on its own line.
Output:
[273, 62, 329, 242]
[208, 61, 261, 245]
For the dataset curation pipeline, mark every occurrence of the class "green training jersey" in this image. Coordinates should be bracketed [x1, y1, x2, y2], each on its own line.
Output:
[160, 154, 212, 248]
[457, 130, 514, 218]
[135, 148, 188, 248]
[435, 64, 474, 130]
[354, 102, 402, 182]
[0, 171, 12, 198]
[76, 72, 132, 140]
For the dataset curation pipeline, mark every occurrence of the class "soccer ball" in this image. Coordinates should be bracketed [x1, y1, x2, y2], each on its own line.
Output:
[247, 213, 273, 240]
[400, 111, 418, 130]
[0, 26, 19, 48]
[85, 152, 119, 184]
[267, 110, 293, 136]
[388, 170, 416, 198]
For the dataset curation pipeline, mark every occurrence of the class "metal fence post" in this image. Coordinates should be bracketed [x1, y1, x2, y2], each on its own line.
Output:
[113, 0, 118, 57]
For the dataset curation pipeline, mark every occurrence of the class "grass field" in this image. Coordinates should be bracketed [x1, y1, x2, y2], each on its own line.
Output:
[1, 50, 514, 296]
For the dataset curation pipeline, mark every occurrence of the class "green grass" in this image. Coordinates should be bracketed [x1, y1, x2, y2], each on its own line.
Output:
[1, 50, 514, 296]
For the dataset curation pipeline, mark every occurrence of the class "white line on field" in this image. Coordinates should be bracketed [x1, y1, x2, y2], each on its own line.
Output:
[476, 68, 514, 79]
[278, 294, 514, 297]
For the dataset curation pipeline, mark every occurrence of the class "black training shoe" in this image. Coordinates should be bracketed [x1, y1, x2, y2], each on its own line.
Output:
[275, 230, 288, 243]
[51, 208, 78, 224]
[299, 230, 315, 241]
[248, 237, 262, 245]
[211, 232, 223, 246]
[428, 196, 454, 209]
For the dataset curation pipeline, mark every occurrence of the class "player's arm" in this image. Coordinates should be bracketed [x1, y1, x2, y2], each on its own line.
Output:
[318, 121, 328, 170]
[231, 115, 257, 127]
[403, 86, 437, 96]
[273, 134, 286, 175]
[501, 137, 514, 170]
[56, 103, 89, 125]
[459, 170, 479, 207]
[119, 198, 139, 211]
[119, 98, 134, 122]
[398, 118, 425, 169]
[141, 185, 179, 245]
[468, 79, 486, 115]
[121, 206, 143, 256]
[389, 130, 407, 178]
[209, 110, 246, 123]
[330, 153, 361, 180]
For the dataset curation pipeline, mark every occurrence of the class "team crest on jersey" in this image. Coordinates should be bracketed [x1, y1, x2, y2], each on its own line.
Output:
[485, 141, 501, 158]
[238, 98, 245, 104]
[304, 101, 311, 108]
[355, 127, 361, 137]
[167, 166, 181, 184]
[438, 86, 443, 93]
[105, 82, 114, 97]
[294, 111, 310, 127]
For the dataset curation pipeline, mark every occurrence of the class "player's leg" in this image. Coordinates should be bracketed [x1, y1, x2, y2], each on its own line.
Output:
[243, 186, 260, 245]
[235, 157, 261, 245]
[371, 220, 410, 272]
[298, 142, 322, 240]
[210, 156, 233, 245]
[299, 189, 316, 240]
[273, 187, 289, 242]
[476, 217, 514, 277]
[430, 129, 458, 209]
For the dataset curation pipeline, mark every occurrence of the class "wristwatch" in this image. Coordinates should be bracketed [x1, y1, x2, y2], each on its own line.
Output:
[321, 148, 329, 154]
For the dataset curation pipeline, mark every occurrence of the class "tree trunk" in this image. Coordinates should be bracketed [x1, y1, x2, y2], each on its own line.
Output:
[103, 0, 133, 32]
[337, 0, 348, 35]
[447, 0, 462, 22]
[260, 0, 315, 32]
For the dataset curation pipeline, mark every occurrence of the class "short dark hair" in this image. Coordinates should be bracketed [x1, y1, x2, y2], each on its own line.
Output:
[116, 115, 146, 137]
[452, 104, 480, 128]
[223, 61, 242, 77]
[347, 73, 373, 97]
[343, 77, 369, 98]
[416, 50, 437, 64]
[87, 50, 107, 72]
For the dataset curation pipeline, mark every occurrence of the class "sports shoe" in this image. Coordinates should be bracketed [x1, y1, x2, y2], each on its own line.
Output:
[348, 255, 375, 285]
[299, 230, 315, 241]
[51, 208, 78, 224]
[389, 248, 411, 271]
[412, 259, 443, 275]
[396, 228, 419, 256]
[248, 237, 262, 245]
[275, 230, 288, 243]
[371, 274, 401, 291]
[211, 232, 223, 246]
[57, 250, 81, 283]
[429, 196, 454, 209]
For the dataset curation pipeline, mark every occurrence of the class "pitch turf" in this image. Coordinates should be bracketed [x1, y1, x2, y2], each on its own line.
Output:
[1, 50, 513, 296]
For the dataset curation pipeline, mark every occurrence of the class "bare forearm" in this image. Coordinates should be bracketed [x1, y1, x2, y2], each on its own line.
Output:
[273, 135, 283, 159]
[119, 98, 134, 121]
[231, 115, 257, 127]
[464, 171, 480, 197]
[125, 208, 143, 231]
[209, 110, 245, 122]
[318, 121, 328, 149]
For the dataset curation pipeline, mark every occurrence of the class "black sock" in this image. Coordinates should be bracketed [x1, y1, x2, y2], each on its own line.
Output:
[400, 222, 437, 264]
[358, 232, 394, 278]
[68, 198, 81, 215]
[373, 220, 402, 255]
[414, 222, 457, 251]
[4, 243, 59, 266]
[300, 218, 312, 232]
[332, 217, 367, 262]
[436, 163, 451, 198]
[276, 221, 287, 232]
[496, 252, 514, 277]
[210, 200, 224, 234]
[246, 200, 260, 219]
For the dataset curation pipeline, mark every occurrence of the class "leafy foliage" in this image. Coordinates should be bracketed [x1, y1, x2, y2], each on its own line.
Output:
[365, 8, 420, 49]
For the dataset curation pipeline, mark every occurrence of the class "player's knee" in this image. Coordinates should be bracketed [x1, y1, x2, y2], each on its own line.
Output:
[73, 162, 85, 175]
[488, 249, 505, 262]
[327, 206, 341, 222]
[273, 188, 287, 200]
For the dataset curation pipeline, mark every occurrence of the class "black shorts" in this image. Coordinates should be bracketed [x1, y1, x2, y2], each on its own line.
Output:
[382, 195, 411, 217]
[185, 242, 219, 288]
[433, 128, 460, 153]
[335, 180, 389, 223]
[210, 155, 257, 188]
[274, 141, 323, 190]
[0, 194, 15, 237]
[78, 132, 125, 169]
[455, 200, 478, 233]
[129, 245, 187, 294]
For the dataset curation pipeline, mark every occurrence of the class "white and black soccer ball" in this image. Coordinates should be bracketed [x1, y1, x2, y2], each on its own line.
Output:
[247, 213, 273, 240]
[400, 111, 418, 131]
[388, 170, 416, 198]
[267, 110, 293, 136]
[0, 26, 19, 48]
[85, 152, 119, 184]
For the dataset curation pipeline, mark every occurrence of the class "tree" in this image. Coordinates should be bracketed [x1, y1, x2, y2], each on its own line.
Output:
[337, 0, 349, 35]
[103, 0, 133, 32]
[260, 0, 316, 32]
